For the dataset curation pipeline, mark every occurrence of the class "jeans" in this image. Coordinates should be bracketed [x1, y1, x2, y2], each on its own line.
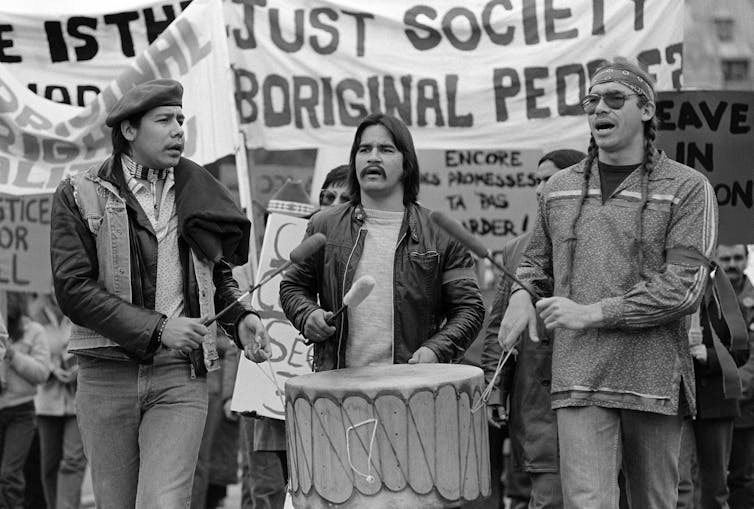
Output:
[37, 415, 87, 509]
[728, 427, 754, 509]
[240, 417, 287, 509]
[0, 401, 36, 509]
[76, 350, 208, 509]
[191, 393, 223, 509]
[557, 405, 683, 509]
[529, 472, 563, 509]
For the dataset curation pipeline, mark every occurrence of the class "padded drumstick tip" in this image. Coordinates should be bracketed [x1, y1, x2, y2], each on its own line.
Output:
[342, 275, 376, 308]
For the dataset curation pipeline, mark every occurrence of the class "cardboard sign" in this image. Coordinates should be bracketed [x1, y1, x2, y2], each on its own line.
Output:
[231, 213, 312, 418]
[654, 90, 754, 244]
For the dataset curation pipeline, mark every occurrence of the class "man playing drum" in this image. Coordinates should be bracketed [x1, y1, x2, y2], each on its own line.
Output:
[277, 113, 485, 371]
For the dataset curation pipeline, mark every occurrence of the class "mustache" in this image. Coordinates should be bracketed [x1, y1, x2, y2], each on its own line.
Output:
[360, 165, 385, 178]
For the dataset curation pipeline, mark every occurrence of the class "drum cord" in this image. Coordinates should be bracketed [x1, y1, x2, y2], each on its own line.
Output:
[471, 341, 519, 414]
[254, 358, 287, 410]
[346, 419, 378, 484]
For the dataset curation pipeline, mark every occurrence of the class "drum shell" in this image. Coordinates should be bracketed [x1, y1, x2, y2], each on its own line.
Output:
[285, 364, 491, 508]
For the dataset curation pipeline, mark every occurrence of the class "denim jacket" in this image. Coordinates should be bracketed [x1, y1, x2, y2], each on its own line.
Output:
[279, 202, 485, 371]
[50, 156, 251, 363]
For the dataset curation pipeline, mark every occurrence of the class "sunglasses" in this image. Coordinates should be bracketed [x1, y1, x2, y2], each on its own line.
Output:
[581, 92, 639, 114]
[719, 255, 746, 262]
[319, 189, 350, 207]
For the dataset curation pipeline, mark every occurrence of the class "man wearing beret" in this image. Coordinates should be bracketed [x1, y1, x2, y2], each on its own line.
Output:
[50, 79, 270, 508]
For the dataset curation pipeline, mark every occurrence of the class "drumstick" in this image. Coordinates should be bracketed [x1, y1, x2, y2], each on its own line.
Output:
[430, 211, 540, 302]
[204, 233, 327, 326]
[326, 275, 376, 326]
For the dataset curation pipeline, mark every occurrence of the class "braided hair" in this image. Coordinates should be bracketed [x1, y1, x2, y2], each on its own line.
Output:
[563, 60, 658, 295]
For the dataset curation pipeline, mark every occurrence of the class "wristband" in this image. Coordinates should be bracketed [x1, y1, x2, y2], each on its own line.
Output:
[156, 317, 168, 348]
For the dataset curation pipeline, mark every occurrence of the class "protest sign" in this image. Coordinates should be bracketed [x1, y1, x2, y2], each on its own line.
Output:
[223, 0, 684, 150]
[654, 90, 754, 245]
[0, 0, 237, 196]
[417, 148, 542, 257]
[3, 0, 684, 152]
[0, 194, 52, 292]
[231, 213, 311, 418]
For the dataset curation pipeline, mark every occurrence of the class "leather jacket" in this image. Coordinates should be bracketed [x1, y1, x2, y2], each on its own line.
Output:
[279, 202, 485, 371]
[481, 232, 559, 473]
[50, 156, 251, 363]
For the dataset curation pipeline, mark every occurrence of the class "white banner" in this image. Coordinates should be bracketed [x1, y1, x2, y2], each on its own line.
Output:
[231, 214, 312, 418]
[0, 0, 237, 196]
[3, 1, 684, 153]
[224, 0, 684, 150]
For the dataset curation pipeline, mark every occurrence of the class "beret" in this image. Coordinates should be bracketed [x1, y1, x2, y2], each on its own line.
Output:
[105, 79, 183, 127]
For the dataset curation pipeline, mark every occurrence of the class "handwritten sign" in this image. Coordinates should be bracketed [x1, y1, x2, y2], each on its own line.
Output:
[0, 193, 52, 292]
[417, 149, 542, 257]
[231, 213, 312, 418]
[654, 90, 754, 244]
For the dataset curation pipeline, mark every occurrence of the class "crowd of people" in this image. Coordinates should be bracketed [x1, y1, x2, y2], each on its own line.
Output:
[0, 55, 750, 509]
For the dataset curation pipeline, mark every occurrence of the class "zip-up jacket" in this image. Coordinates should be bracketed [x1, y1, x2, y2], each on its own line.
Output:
[279, 202, 485, 371]
[516, 151, 718, 416]
[50, 156, 253, 363]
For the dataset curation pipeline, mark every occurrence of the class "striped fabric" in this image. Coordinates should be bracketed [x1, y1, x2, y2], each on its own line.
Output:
[516, 151, 718, 416]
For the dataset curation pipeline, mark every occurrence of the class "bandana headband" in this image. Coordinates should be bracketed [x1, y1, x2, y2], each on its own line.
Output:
[589, 67, 654, 102]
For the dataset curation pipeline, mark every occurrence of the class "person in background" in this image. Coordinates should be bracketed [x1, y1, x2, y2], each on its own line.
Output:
[717, 244, 754, 509]
[318, 164, 350, 209]
[0, 292, 50, 508]
[481, 149, 584, 509]
[191, 333, 240, 509]
[499, 59, 717, 508]
[30, 293, 87, 509]
[241, 181, 316, 509]
[676, 248, 749, 509]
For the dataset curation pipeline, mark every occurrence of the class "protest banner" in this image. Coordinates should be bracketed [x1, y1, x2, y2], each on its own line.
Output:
[223, 0, 684, 151]
[231, 213, 311, 418]
[654, 90, 754, 245]
[4, 0, 684, 153]
[0, 0, 237, 196]
[0, 194, 52, 292]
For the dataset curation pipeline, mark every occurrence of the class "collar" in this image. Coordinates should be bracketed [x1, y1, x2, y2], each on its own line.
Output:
[121, 154, 169, 182]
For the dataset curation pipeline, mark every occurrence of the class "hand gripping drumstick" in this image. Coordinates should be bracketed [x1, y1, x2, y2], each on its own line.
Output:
[326, 275, 376, 326]
[429, 211, 540, 303]
[204, 233, 327, 326]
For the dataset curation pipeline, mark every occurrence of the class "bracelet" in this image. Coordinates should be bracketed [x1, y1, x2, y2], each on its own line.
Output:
[156, 317, 168, 348]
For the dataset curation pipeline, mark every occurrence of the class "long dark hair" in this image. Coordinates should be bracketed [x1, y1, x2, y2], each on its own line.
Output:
[110, 113, 145, 156]
[6, 292, 29, 342]
[563, 59, 659, 293]
[347, 113, 420, 206]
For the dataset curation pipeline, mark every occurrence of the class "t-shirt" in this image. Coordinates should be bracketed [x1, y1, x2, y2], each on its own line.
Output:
[345, 208, 404, 367]
[598, 160, 640, 203]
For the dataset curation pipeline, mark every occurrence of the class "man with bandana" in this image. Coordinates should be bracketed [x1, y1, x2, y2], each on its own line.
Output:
[498, 60, 718, 508]
[50, 79, 269, 508]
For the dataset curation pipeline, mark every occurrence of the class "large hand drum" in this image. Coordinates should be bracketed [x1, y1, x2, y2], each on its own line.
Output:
[285, 364, 490, 508]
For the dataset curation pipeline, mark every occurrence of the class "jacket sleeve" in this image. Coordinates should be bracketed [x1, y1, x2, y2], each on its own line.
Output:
[50, 180, 164, 359]
[422, 236, 486, 363]
[515, 193, 555, 299]
[11, 323, 50, 385]
[212, 259, 257, 349]
[279, 221, 325, 334]
[480, 274, 515, 406]
[599, 176, 718, 329]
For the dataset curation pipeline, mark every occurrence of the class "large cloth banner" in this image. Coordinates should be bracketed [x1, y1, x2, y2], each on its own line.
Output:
[654, 90, 754, 245]
[0, 0, 237, 196]
[3, 0, 684, 152]
[231, 213, 312, 418]
[223, 0, 684, 150]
